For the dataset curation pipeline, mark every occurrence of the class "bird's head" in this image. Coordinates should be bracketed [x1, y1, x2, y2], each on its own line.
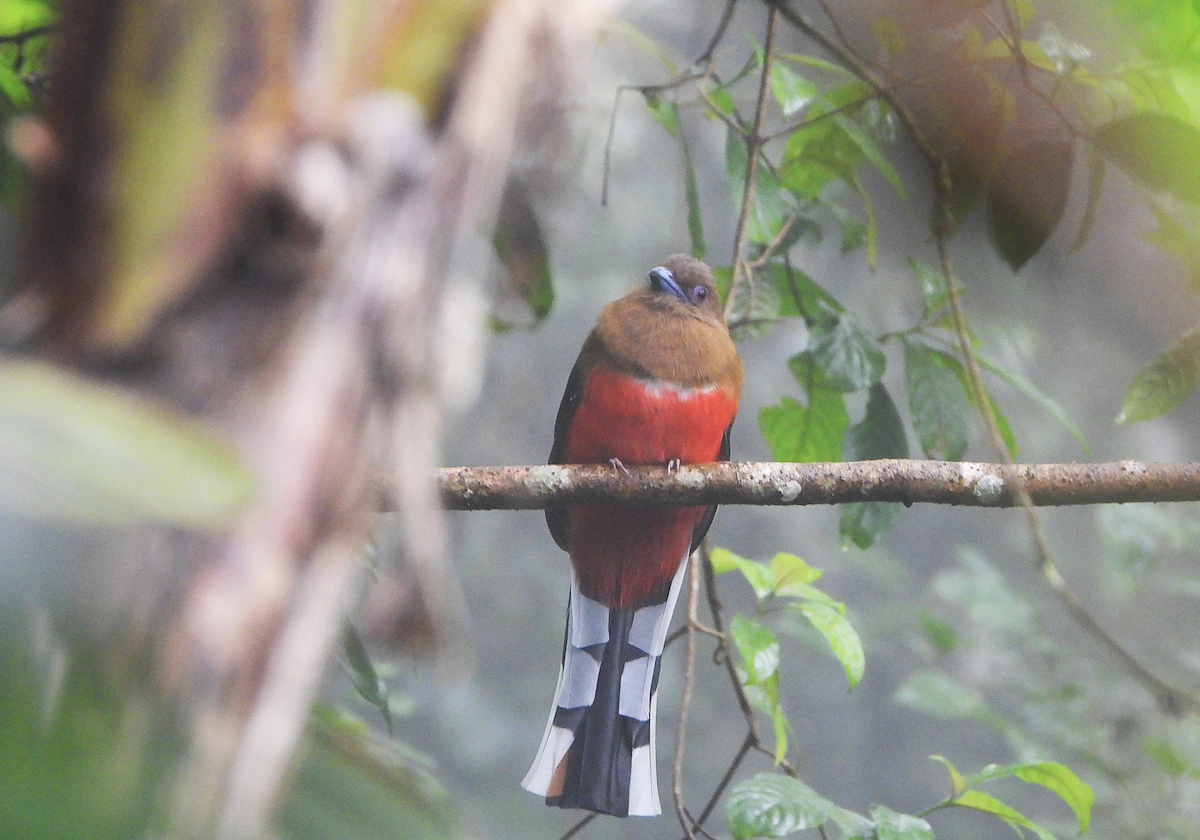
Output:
[645, 254, 724, 324]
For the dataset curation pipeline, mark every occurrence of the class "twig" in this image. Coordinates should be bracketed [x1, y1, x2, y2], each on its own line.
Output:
[697, 0, 740, 65]
[555, 812, 596, 840]
[0, 25, 54, 46]
[723, 5, 780, 321]
[673, 553, 702, 839]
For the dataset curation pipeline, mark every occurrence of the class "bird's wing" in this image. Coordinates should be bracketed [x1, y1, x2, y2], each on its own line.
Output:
[545, 339, 596, 551]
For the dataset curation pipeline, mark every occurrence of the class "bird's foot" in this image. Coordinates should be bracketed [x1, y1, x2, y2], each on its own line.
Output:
[666, 458, 681, 473]
[609, 457, 631, 475]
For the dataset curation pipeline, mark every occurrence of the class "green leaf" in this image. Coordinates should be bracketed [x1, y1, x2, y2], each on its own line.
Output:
[759, 387, 848, 465]
[1096, 112, 1200, 204]
[1011, 762, 1093, 832]
[0, 64, 30, 111]
[908, 258, 948, 317]
[954, 760, 1092, 833]
[1117, 328, 1200, 423]
[770, 63, 817, 117]
[491, 179, 554, 329]
[770, 552, 822, 589]
[840, 383, 907, 548]
[727, 125, 786, 244]
[829, 806, 875, 840]
[839, 501, 902, 550]
[975, 353, 1086, 452]
[1071, 149, 1106, 252]
[793, 602, 865, 689]
[711, 547, 776, 600]
[918, 611, 958, 654]
[727, 774, 836, 840]
[0, 357, 254, 526]
[644, 94, 679, 137]
[986, 139, 1074, 271]
[931, 754, 967, 795]
[895, 670, 984, 718]
[280, 707, 453, 840]
[952, 790, 1055, 840]
[831, 112, 905, 197]
[772, 264, 844, 319]
[845, 382, 908, 460]
[0, 0, 55, 37]
[904, 342, 971, 460]
[741, 672, 790, 763]
[807, 316, 886, 392]
[341, 623, 393, 735]
[869, 805, 934, 840]
[682, 135, 705, 259]
[730, 615, 781, 684]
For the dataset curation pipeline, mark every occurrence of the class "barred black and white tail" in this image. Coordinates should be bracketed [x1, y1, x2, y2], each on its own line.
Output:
[522, 556, 690, 817]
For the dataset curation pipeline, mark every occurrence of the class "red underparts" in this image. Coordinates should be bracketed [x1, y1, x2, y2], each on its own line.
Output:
[563, 366, 738, 608]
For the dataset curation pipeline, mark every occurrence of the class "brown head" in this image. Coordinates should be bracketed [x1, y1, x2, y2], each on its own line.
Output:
[588, 255, 742, 399]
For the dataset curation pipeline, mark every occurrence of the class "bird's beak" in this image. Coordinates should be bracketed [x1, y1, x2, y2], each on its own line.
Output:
[649, 267, 688, 303]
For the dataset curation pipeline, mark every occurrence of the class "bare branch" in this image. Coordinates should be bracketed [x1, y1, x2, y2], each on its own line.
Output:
[433, 460, 1200, 511]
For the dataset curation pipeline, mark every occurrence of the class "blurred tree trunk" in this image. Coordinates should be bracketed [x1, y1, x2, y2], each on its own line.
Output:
[0, 1, 608, 837]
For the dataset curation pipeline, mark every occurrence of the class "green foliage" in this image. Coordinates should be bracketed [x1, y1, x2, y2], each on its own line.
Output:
[278, 706, 454, 840]
[491, 179, 555, 331]
[1116, 328, 1200, 423]
[726, 774, 835, 839]
[0, 0, 54, 210]
[0, 357, 255, 526]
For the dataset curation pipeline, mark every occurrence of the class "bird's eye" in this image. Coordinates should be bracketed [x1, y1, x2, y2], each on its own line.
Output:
[692, 285, 709, 303]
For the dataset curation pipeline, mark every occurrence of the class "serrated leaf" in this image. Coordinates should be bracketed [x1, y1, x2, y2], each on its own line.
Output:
[952, 790, 1056, 840]
[895, 670, 984, 718]
[869, 805, 934, 840]
[730, 615, 781, 684]
[1096, 112, 1200, 204]
[760, 354, 849, 462]
[0, 357, 254, 526]
[341, 623, 393, 735]
[711, 547, 775, 600]
[770, 63, 817, 117]
[1117, 328, 1200, 423]
[905, 342, 971, 460]
[986, 139, 1074, 271]
[793, 602, 865, 689]
[727, 774, 836, 840]
[807, 316, 886, 392]
[682, 136, 705, 259]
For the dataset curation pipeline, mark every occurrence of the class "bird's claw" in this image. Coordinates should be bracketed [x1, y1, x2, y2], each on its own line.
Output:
[609, 457, 631, 475]
[666, 458, 681, 473]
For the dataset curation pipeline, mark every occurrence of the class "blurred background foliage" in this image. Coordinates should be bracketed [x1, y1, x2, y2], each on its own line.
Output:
[2, 0, 1200, 839]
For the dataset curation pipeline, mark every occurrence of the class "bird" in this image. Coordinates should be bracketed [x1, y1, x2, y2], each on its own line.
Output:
[522, 254, 743, 817]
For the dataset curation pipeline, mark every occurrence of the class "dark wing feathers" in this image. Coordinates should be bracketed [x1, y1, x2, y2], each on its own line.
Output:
[545, 350, 590, 551]
[688, 419, 732, 552]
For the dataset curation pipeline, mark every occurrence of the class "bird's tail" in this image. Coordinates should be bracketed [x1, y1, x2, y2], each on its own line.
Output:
[521, 556, 690, 817]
